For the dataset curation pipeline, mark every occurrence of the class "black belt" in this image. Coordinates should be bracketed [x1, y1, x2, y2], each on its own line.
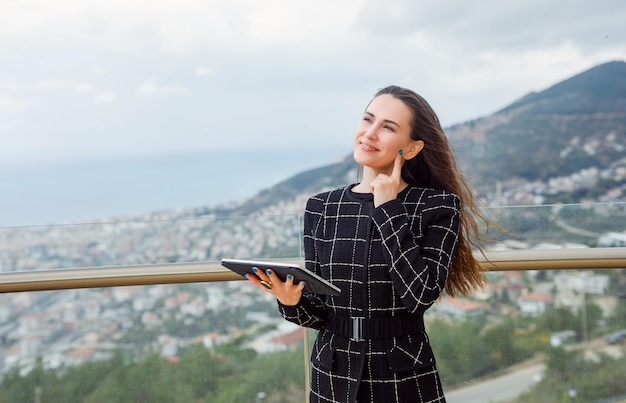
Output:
[324, 312, 425, 342]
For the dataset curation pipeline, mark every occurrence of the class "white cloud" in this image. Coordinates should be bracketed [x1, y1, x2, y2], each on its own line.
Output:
[39, 79, 73, 91]
[135, 80, 188, 97]
[74, 82, 96, 93]
[39, 79, 99, 94]
[0, 94, 30, 110]
[93, 91, 117, 104]
[0, 81, 28, 110]
[195, 67, 213, 77]
[1, 80, 21, 91]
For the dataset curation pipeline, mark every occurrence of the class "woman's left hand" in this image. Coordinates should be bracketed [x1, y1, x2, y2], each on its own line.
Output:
[370, 152, 404, 207]
[246, 268, 305, 306]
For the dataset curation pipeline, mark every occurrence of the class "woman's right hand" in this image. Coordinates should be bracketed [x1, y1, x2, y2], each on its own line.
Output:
[246, 267, 305, 306]
[370, 151, 405, 207]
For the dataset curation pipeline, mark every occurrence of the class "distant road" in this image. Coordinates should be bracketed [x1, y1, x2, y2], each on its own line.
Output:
[445, 362, 545, 403]
[553, 217, 598, 238]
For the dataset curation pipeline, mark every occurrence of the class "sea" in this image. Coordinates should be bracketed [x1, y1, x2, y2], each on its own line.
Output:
[0, 146, 349, 228]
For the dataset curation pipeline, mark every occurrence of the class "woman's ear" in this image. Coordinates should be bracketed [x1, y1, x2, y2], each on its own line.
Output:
[402, 140, 425, 160]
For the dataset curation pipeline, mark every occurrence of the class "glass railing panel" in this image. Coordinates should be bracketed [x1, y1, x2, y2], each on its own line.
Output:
[2, 203, 625, 274]
[484, 202, 626, 250]
[0, 214, 303, 272]
[0, 281, 308, 402]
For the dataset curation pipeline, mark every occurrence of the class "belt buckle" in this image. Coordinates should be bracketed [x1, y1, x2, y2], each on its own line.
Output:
[351, 317, 364, 342]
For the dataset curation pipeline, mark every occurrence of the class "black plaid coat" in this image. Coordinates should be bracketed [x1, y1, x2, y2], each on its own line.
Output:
[279, 185, 460, 403]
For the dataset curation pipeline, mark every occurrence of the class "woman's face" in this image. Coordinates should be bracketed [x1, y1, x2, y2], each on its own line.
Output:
[353, 94, 415, 173]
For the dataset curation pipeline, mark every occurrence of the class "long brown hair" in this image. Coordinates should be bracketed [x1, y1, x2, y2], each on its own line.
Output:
[375, 85, 489, 297]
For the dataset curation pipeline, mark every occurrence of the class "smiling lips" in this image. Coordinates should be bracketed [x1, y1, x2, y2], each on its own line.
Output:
[359, 142, 378, 152]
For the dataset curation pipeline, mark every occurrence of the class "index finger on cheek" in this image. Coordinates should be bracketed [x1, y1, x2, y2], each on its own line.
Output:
[392, 150, 404, 180]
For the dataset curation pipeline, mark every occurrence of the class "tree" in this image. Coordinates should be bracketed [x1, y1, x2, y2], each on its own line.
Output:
[178, 344, 220, 397]
[538, 307, 579, 335]
[582, 300, 603, 337]
[609, 297, 626, 328]
[545, 346, 579, 383]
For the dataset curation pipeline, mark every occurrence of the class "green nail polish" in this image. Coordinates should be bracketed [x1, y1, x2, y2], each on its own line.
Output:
[399, 149, 403, 156]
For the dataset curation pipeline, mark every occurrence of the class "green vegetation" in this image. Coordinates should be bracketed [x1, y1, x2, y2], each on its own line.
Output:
[0, 344, 305, 403]
[513, 347, 626, 403]
[430, 317, 533, 387]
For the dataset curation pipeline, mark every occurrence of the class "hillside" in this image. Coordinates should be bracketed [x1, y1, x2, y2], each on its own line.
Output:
[447, 60, 626, 186]
[225, 60, 626, 214]
[499, 61, 626, 115]
[229, 155, 359, 215]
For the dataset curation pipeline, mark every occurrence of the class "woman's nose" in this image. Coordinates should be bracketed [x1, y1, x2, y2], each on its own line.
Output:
[363, 125, 378, 138]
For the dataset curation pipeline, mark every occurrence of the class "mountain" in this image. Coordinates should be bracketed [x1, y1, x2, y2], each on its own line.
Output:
[446, 60, 626, 186]
[224, 60, 626, 214]
[499, 61, 626, 115]
[231, 154, 359, 215]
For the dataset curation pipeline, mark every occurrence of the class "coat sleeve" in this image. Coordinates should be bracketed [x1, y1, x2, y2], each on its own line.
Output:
[371, 192, 460, 313]
[277, 196, 327, 329]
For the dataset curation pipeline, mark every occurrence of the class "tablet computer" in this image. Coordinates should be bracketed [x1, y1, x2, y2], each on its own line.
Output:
[221, 258, 341, 296]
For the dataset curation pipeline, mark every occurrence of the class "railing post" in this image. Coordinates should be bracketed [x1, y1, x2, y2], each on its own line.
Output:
[303, 328, 310, 403]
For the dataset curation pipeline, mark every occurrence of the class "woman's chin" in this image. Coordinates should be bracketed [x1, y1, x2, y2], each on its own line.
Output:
[353, 149, 376, 165]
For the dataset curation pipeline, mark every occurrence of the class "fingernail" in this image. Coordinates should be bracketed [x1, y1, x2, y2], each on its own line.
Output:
[266, 269, 272, 275]
[252, 267, 257, 273]
[287, 274, 293, 280]
[399, 149, 403, 156]
[301, 281, 306, 287]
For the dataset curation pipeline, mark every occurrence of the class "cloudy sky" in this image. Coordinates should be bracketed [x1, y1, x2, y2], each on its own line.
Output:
[1, 0, 625, 165]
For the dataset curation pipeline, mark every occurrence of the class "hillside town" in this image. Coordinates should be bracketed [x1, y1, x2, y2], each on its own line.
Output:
[0, 154, 624, 379]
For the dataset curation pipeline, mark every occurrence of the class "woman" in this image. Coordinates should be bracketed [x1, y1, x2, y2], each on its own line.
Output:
[247, 85, 489, 402]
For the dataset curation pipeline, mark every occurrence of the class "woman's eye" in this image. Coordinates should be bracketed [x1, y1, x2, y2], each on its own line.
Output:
[384, 125, 395, 131]
[363, 116, 372, 123]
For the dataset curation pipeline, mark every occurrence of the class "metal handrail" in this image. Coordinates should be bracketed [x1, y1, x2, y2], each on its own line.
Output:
[1, 248, 625, 293]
